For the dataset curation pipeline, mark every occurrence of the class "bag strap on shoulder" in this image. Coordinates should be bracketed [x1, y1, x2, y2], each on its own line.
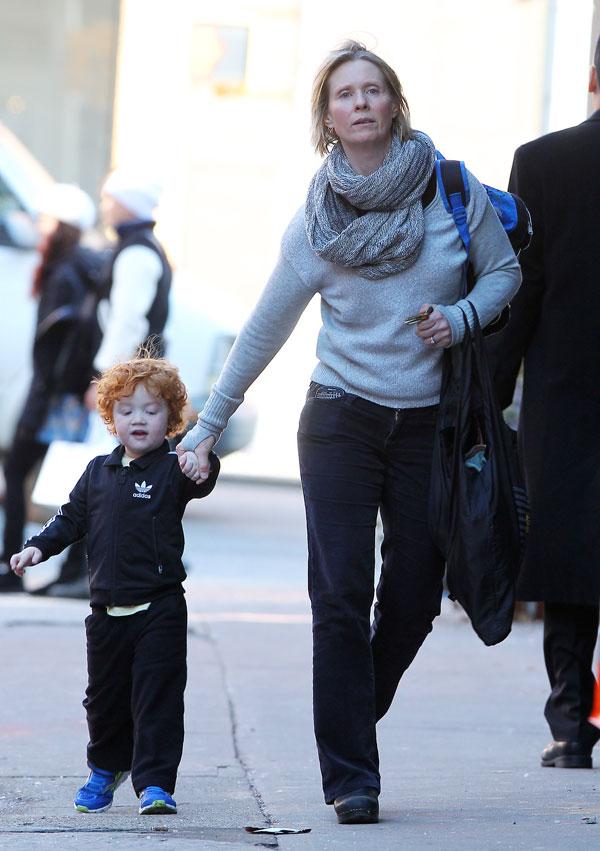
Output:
[435, 156, 471, 262]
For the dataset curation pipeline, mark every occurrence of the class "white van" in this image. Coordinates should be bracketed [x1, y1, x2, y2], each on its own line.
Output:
[0, 122, 254, 459]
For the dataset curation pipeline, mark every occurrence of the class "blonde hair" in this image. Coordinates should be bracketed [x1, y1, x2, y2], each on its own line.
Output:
[310, 40, 412, 157]
[96, 357, 188, 437]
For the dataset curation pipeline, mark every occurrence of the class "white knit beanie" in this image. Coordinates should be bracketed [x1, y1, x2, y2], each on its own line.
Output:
[36, 183, 96, 231]
[101, 170, 162, 220]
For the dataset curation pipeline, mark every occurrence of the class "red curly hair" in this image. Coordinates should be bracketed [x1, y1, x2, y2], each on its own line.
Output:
[96, 357, 188, 437]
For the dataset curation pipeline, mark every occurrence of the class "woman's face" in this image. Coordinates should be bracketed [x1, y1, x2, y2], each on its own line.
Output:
[325, 59, 399, 154]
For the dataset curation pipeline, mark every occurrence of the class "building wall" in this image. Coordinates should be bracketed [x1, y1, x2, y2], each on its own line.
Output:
[114, 0, 561, 305]
[0, 0, 120, 195]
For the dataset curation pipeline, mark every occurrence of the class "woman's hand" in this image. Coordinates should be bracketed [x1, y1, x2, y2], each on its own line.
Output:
[10, 546, 43, 576]
[175, 435, 216, 482]
[414, 303, 452, 349]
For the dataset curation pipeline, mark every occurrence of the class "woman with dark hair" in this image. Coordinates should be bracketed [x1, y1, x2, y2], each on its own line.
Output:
[0, 184, 99, 592]
[178, 40, 521, 823]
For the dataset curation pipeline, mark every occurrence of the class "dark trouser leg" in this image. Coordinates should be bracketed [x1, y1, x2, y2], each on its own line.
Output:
[298, 395, 386, 804]
[543, 602, 600, 745]
[84, 609, 135, 772]
[371, 407, 445, 721]
[130, 595, 187, 796]
[2, 438, 48, 559]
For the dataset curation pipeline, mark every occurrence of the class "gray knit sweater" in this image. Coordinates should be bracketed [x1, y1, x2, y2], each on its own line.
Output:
[180, 170, 521, 449]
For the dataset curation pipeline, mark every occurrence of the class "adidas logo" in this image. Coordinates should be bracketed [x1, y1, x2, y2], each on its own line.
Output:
[132, 481, 152, 499]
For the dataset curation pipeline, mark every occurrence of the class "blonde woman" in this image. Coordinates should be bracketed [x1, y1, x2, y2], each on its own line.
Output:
[179, 41, 520, 823]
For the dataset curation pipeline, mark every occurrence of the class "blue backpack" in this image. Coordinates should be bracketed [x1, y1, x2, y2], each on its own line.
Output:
[435, 155, 532, 333]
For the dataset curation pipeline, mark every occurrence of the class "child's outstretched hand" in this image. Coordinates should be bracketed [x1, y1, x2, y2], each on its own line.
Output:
[10, 547, 43, 577]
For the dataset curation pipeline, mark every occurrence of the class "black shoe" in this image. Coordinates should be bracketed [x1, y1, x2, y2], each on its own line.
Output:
[46, 576, 90, 599]
[333, 788, 379, 824]
[0, 562, 22, 593]
[541, 740, 593, 768]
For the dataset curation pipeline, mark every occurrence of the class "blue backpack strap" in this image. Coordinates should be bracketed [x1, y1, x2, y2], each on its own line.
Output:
[435, 158, 471, 261]
[435, 154, 519, 335]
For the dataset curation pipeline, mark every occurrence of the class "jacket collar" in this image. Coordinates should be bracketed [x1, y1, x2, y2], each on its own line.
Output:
[103, 440, 170, 469]
[585, 108, 600, 124]
[115, 219, 156, 240]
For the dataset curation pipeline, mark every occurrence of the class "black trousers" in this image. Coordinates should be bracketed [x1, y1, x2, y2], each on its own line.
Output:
[2, 435, 87, 581]
[543, 602, 600, 745]
[83, 593, 187, 795]
[298, 385, 444, 804]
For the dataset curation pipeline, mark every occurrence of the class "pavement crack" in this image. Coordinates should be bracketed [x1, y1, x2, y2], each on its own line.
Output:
[196, 622, 274, 831]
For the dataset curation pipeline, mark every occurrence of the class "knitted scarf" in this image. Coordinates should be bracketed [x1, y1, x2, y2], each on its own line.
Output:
[305, 132, 436, 280]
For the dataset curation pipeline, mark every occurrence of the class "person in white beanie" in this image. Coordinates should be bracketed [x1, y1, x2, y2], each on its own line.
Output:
[39, 172, 173, 600]
[85, 169, 172, 410]
[0, 183, 102, 593]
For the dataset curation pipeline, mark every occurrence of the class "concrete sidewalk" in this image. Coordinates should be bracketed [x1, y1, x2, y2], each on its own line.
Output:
[0, 592, 599, 850]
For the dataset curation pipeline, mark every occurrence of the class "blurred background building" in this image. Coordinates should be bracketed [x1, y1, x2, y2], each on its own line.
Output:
[1, 0, 599, 478]
[0, 1, 119, 196]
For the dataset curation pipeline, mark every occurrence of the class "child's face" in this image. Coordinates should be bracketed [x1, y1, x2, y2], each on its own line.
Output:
[112, 383, 169, 459]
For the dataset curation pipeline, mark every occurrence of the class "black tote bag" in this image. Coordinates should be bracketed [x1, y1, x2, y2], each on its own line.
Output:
[428, 303, 529, 646]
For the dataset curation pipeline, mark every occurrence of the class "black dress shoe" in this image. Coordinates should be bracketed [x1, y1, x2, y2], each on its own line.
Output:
[541, 740, 593, 768]
[0, 564, 22, 593]
[333, 788, 379, 824]
[28, 576, 89, 599]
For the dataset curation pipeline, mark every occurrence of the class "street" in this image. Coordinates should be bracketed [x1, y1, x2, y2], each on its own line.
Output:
[1, 479, 599, 850]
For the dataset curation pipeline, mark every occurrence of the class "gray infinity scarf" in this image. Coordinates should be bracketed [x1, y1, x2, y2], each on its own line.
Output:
[305, 132, 436, 279]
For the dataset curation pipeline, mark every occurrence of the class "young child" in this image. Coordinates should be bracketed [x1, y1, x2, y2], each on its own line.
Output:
[11, 357, 219, 815]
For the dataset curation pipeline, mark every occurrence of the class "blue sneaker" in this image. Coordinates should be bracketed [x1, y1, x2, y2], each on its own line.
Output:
[74, 763, 130, 813]
[138, 786, 177, 815]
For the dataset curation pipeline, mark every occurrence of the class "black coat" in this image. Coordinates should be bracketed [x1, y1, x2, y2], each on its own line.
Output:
[16, 246, 104, 440]
[487, 110, 600, 604]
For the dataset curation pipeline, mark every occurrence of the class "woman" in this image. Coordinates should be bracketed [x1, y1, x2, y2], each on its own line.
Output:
[0, 183, 98, 592]
[178, 41, 521, 823]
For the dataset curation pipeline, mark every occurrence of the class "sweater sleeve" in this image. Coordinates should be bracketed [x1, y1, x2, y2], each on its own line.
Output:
[25, 464, 90, 559]
[436, 170, 522, 344]
[179, 249, 316, 449]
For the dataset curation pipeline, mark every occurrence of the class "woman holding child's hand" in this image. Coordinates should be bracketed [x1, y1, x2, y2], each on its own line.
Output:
[177, 40, 520, 824]
[176, 439, 214, 482]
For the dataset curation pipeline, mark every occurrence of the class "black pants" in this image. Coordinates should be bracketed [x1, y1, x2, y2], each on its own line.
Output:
[298, 384, 444, 803]
[543, 602, 600, 746]
[2, 436, 87, 581]
[83, 593, 187, 795]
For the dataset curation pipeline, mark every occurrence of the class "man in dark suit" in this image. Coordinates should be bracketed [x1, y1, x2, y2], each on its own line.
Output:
[488, 36, 600, 768]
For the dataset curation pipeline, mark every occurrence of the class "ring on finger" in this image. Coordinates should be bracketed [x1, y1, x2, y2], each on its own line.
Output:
[430, 335, 436, 345]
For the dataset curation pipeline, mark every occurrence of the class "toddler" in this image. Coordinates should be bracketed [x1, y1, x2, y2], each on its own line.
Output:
[11, 357, 219, 815]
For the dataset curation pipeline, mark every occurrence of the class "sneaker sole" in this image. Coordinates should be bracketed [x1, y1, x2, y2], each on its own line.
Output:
[74, 802, 113, 813]
[139, 801, 177, 815]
